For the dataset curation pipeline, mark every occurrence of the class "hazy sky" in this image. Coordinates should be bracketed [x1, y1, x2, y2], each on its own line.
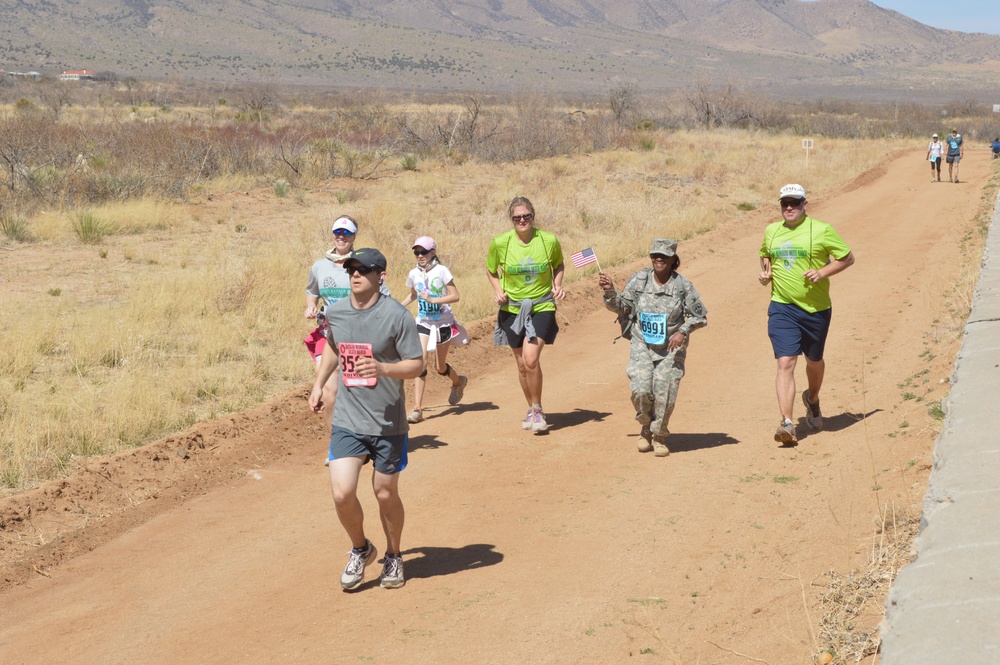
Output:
[871, 1, 1000, 34]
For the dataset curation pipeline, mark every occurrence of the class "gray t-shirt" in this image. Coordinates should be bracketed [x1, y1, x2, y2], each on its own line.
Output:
[325, 294, 422, 436]
[947, 134, 962, 157]
[306, 258, 352, 308]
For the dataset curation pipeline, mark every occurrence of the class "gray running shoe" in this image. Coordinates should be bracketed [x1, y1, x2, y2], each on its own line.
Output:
[637, 426, 653, 453]
[380, 555, 405, 589]
[802, 390, 823, 430]
[774, 420, 798, 445]
[448, 375, 468, 405]
[406, 408, 423, 424]
[341, 540, 377, 590]
[522, 408, 536, 430]
[532, 409, 549, 434]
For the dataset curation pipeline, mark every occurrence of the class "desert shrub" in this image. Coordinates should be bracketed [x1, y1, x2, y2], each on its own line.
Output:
[400, 153, 418, 171]
[0, 215, 32, 242]
[72, 210, 114, 243]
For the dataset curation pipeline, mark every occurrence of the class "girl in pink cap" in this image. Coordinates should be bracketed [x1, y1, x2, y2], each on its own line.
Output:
[399, 236, 468, 423]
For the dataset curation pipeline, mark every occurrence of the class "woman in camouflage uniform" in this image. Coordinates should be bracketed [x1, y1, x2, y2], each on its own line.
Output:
[599, 239, 708, 457]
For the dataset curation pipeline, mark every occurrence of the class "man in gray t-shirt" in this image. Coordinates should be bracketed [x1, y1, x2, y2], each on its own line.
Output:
[309, 247, 423, 591]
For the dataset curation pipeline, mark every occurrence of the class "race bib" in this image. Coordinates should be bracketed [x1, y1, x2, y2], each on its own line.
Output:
[638, 312, 667, 345]
[339, 342, 376, 387]
[930, 155, 937, 163]
[418, 297, 442, 320]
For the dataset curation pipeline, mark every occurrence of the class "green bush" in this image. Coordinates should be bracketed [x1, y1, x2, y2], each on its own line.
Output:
[72, 211, 113, 244]
[400, 153, 418, 171]
[0, 215, 32, 242]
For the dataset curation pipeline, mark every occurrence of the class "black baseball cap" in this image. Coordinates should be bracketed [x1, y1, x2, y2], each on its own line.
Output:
[344, 247, 387, 272]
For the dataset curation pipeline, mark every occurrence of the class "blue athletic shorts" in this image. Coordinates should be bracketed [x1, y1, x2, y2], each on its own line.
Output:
[767, 301, 832, 361]
[329, 426, 408, 475]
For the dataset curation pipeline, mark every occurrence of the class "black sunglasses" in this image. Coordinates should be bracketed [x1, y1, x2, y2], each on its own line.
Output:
[345, 265, 374, 275]
[511, 213, 534, 222]
[779, 199, 804, 208]
[413, 248, 432, 256]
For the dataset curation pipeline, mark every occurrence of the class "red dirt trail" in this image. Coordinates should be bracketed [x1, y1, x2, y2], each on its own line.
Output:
[1, 149, 993, 664]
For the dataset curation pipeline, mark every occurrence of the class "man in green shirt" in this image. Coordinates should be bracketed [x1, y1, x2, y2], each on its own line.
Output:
[758, 184, 855, 445]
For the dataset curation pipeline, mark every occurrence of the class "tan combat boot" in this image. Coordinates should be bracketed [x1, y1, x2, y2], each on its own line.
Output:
[638, 426, 653, 453]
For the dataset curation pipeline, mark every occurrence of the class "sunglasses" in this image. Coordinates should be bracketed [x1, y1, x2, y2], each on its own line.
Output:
[345, 265, 374, 276]
[511, 213, 534, 222]
[413, 248, 432, 256]
[779, 199, 804, 208]
[332, 229, 355, 237]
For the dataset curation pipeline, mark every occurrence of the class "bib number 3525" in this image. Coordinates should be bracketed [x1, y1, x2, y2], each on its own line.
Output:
[339, 342, 377, 387]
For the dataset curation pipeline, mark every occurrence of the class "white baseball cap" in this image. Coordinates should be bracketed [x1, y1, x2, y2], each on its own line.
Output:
[778, 184, 806, 200]
[331, 216, 358, 234]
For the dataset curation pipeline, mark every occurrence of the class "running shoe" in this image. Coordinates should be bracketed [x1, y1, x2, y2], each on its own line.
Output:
[652, 436, 670, 457]
[774, 420, 798, 446]
[341, 540, 377, 590]
[406, 408, 423, 424]
[448, 375, 468, 405]
[637, 426, 653, 453]
[532, 409, 549, 434]
[522, 408, 536, 430]
[802, 390, 823, 430]
[380, 554, 405, 589]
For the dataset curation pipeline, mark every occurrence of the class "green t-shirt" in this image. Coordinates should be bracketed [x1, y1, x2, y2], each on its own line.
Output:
[760, 216, 851, 313]
[486, 229, 564, 313]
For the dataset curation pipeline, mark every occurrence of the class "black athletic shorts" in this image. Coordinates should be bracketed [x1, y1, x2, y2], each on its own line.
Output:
[497, 309, 559, 348]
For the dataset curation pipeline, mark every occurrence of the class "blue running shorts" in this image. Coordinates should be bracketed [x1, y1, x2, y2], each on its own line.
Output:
[767, 301, 832, 361]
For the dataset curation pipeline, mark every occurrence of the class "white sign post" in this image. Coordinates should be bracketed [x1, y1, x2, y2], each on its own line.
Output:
[993, 104, 1000, 113]
[803, 138, 814, 168]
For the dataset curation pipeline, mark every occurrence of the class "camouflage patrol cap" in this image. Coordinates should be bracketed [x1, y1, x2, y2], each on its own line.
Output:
[649, 238, 678, 257]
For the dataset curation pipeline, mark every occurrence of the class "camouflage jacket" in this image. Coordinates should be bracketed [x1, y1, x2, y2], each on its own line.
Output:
[603, 267, 708, 355]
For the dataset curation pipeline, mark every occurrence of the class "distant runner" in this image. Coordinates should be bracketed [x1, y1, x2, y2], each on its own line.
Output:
[926, 133, 943, 182]
[399, 236, 468, 423]
[600, 239, 707, 457]
[946, 128, 963, 183]
[758, 184, 855, 446]
[309, 248, 423, 591]
[486, 196, 565, 434]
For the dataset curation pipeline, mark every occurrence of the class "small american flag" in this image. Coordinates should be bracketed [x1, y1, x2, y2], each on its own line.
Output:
[570, 247, 598, 269]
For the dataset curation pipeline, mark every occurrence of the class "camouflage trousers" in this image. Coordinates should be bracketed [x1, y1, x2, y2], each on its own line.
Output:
[627, 348, 686, 439]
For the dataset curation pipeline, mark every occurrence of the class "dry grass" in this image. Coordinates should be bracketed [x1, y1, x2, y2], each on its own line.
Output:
[817, 505, 920, 663]
[0, 125, 909, 492]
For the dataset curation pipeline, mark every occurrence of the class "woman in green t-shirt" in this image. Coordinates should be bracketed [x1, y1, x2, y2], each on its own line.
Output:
[485, 196, 565, 434]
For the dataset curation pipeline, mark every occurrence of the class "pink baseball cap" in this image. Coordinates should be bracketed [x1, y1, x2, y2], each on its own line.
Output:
[412, 236, 436, 251]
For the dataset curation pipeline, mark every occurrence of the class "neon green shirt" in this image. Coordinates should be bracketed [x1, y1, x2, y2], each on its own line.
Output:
[486, 229, 564, 313]
[760, 216, 851, 313]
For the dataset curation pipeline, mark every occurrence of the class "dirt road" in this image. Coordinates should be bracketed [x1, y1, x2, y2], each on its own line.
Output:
[1, 150, 992, 663]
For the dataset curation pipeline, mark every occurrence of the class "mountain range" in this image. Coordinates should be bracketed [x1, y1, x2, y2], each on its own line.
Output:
[2, 0, 999, 96]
